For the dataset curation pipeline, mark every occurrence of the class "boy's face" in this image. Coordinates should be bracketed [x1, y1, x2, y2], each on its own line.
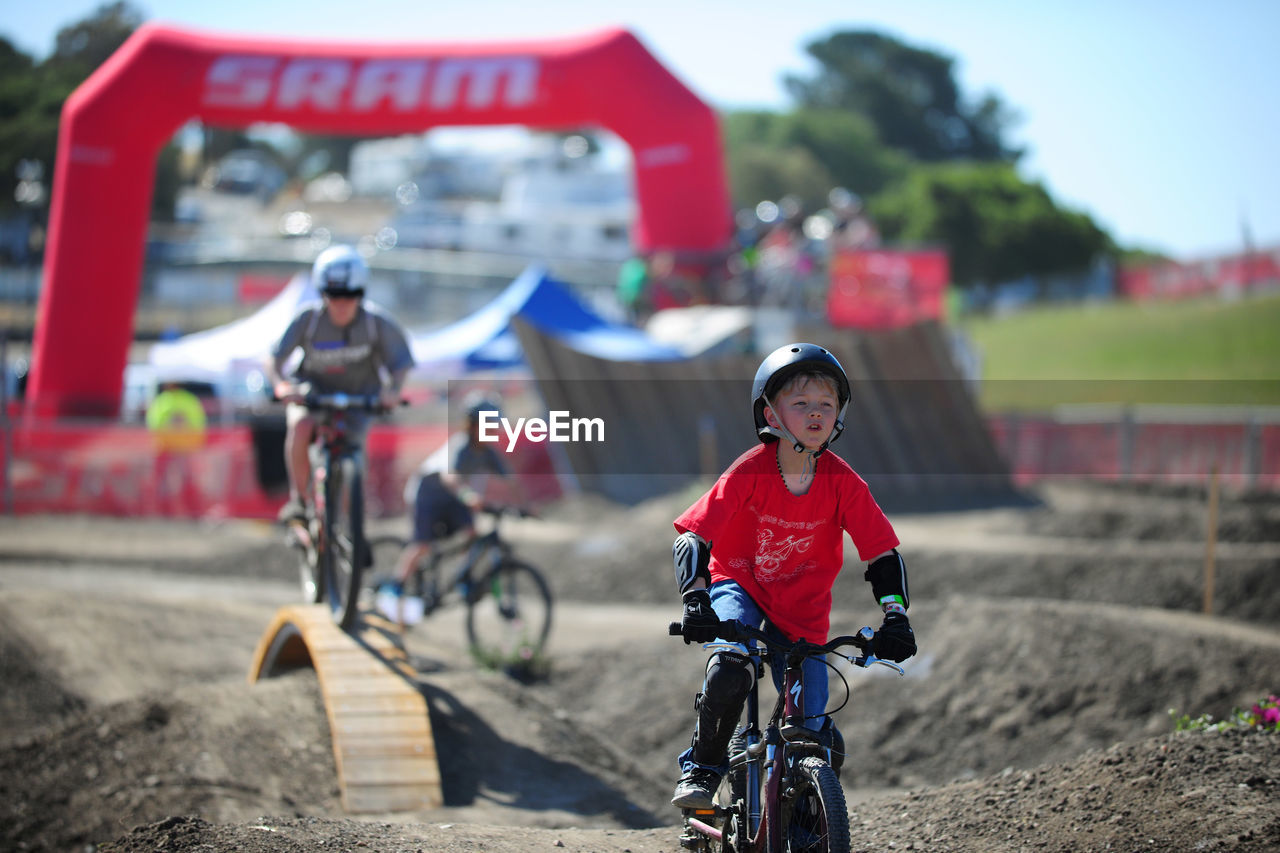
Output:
[764, 377, 839, 451]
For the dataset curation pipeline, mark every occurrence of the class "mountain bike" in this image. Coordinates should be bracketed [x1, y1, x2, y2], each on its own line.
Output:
[372, 505, 554, 671]
[284, 390, 389, 631]
[666, 618, 905, 853]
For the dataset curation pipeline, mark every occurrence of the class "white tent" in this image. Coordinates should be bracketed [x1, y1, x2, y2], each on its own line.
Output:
[144, 272, 319, 416]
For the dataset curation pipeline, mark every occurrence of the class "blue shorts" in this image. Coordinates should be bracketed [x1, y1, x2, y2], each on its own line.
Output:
[411, 478, 473, 543]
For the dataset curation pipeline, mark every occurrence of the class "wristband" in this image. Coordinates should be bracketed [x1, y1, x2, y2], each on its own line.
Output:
[882, 603, 907, 616]
[879, 595, 906, 609]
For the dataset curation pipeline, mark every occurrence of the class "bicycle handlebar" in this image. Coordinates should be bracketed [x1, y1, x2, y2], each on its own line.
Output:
[273, 387, 409, 413]
[668, 618, 902, 673]
[301, 391, 407, 413]
[479, 504, 538, 520]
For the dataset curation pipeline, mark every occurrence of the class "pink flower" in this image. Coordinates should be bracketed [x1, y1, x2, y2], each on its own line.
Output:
[1264, 707, 1280, 725]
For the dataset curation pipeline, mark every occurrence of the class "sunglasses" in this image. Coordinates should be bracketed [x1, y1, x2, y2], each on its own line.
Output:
[323, 289, 364, 300]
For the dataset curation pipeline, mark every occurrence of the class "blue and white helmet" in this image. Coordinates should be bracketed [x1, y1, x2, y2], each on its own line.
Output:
[311, 244, 369, 296]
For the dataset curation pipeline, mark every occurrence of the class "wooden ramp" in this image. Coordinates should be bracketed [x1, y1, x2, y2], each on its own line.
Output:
[248, 604, 442, 813]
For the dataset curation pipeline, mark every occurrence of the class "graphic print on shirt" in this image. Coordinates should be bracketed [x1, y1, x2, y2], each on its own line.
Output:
[753, 526, 815, 581]
[307, 341, 373, 374]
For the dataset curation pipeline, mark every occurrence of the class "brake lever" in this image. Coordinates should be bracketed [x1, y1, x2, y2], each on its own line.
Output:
[841, 652, 905, 676]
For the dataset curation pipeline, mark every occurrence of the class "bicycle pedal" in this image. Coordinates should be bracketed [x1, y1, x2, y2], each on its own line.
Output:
[681, 805, 725, 818]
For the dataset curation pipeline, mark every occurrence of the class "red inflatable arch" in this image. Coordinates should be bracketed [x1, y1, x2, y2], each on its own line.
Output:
[28, 24, 731, 418]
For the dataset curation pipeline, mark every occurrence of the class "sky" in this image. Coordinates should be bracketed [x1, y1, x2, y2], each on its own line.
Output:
[3, 0, 1278, 261]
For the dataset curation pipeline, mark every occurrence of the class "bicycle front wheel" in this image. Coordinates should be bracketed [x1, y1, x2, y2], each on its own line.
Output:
[781, 757, 849, 853]
[323, 455, 365, 631]
[465, 558, 552, 669]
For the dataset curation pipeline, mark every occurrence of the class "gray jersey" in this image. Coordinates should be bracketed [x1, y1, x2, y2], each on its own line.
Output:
[272, 302, 414, 394]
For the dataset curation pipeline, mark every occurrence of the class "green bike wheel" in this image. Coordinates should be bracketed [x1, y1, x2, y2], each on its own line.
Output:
[465, 558, 552, 671]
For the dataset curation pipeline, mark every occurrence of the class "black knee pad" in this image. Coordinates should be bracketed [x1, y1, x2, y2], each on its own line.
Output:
[701, 651, 754, 713]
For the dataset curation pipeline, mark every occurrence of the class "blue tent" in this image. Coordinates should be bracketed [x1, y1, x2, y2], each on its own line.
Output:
[409, 266, 682, 372]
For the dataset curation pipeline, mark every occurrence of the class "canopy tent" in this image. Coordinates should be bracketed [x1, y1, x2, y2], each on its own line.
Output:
[145, 266, 682, 397]
[409, 265, 682, 373]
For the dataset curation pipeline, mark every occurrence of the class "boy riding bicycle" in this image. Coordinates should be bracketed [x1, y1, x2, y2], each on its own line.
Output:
[267, 244, 415, 525]
[670, 342, 917, 809]
[377, 391, 528, 623]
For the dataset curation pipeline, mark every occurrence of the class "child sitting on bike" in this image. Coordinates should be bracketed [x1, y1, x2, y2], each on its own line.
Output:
[670, 342, 917, 809]
[378, 391, 527, 623]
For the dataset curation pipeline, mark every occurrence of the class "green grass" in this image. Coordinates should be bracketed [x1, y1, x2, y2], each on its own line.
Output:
[958, 291, 1280, 411]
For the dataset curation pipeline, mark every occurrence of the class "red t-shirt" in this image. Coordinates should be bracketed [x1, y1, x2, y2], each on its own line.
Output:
[674, 444, 899, 643]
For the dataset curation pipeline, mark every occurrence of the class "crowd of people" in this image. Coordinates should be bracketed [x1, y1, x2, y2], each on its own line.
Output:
[617, 187, 881, 325]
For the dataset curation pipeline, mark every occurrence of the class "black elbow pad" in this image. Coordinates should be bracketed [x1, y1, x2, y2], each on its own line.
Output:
[673, 531, 712, 594]
[864, 549, 909, 609]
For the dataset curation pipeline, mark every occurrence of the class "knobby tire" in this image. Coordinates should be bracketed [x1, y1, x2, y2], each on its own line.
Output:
[323, 455, 364, 631]
[781, 757, 849, 853]
[465, 557, 552, 668]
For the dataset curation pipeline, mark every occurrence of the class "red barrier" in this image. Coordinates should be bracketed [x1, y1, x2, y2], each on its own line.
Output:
[1, 421, 562, 519]
[1118, 247, 1280, 301]
[988, 415, 1279, 490]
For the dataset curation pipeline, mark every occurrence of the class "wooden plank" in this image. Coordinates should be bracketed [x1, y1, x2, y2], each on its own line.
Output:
[338, 756, 442, 786]
[248, 605, 444, 813]
[343, 786, 441, 813]
[339, 739, 437, 759]
[329, 694, 428, 714]
[330, 714, 432, 737]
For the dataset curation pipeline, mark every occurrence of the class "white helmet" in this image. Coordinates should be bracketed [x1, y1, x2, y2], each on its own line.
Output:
[311, 245, 368, 296]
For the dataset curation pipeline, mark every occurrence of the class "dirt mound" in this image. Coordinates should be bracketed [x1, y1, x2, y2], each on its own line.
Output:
[95, 730, 1280, 853]
[0, 676, 337, 853]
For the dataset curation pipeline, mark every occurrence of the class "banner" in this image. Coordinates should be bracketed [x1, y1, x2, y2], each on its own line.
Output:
[1118, 247, 1280, 301]
[1, 421, 563, 519]
[826, 248, 950, 330]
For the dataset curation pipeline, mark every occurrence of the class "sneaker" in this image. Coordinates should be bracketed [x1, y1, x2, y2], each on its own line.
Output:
[277, 496, 308, 525]
[375, 581, 403, 622]
[671, 766, 721, 809]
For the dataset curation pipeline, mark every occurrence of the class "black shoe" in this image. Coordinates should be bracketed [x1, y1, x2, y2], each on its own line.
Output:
[671, 766, 721, 809]
[277, 496, 308, 525]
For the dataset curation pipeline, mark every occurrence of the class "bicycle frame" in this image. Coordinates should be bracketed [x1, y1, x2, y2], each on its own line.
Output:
[420, 508, 515, 605]
[288, 391, 385, 628]
[309, 417, 361, 544]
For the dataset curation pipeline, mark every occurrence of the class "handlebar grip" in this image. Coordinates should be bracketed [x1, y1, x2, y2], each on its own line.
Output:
[668, 622, 683, 636]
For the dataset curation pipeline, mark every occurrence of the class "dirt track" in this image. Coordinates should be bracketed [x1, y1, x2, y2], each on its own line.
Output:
[2, 480, 1279, 852]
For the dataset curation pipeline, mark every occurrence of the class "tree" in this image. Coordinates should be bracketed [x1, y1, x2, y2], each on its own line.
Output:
[784, 30, 1021, 163]
[725, 140, 835, 213]
[0, 3, 147, 216]
[722, 109, 909, 209]
[45, 2, 143, 80]
[870, 163, 1111, 287]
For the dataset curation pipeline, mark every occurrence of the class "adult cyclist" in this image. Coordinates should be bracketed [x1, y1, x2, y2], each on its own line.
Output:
[267, 244, 416, 525]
